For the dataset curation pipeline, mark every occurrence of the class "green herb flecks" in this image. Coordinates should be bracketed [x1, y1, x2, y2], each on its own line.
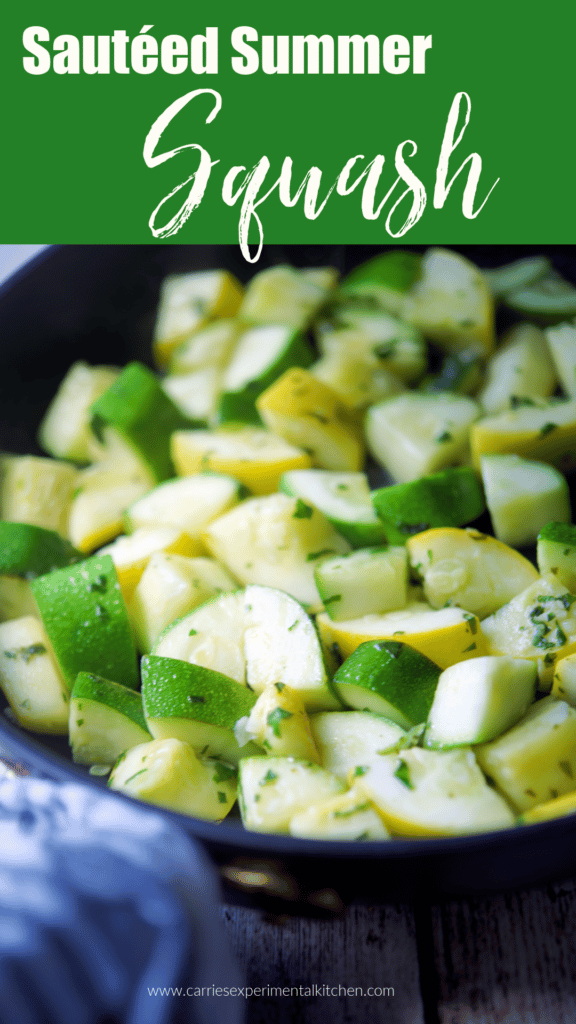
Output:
[293, 499, 314, 519]
[267, 707, 293, 738]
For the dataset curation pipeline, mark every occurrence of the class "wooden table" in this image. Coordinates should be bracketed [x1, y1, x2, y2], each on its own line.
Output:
[222, 876, 576, 1023]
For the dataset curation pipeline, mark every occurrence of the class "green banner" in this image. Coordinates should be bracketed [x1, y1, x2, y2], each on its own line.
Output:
[3, 0, 575, 250]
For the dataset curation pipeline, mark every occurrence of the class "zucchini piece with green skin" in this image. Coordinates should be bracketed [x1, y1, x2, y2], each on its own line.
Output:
[141, 655, 260, 764]
[482, 256, 551, 297]
[124, 473, 244, 536]
[537, 522, 576, 585]
[0, 522, 82, 624]
[481, 454, 571, 548]
[0, 615, 69, 734]
[30, 554, 138, 690]
[341, 251, 422, 315]
[314, 547, 408, 621]
[238, 756, 345, 834]
[354, 747, 515, 837]
[309, 711, 406, 781]
[332, 640, 441, 731]
[279, 469, 387, 547]
[424, 656, 537, 749]
[0, 522, 81, 578]
[365, 392, 480, 484]
[503, 272, 576, 320]
[475, 696, 576, 812]
[202, 493, 350, 609]
[153, 586, 340, 712]
[90, 362, 195, 483]
[69, 673, 151, 766]
[371, 468, 485, 547]
[38, 361, 120, 463]
[129, 553, 237, 654]
[109, 737, 237, 821]
[217, 324, 315, 425]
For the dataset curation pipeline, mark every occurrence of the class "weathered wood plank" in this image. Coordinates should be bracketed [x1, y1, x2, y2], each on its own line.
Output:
[222, 903, 425, 1024]
[429, 878, 576, 1024]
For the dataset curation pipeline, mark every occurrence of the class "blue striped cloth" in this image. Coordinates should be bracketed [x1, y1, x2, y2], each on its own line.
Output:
[0, 773, 244, 1024]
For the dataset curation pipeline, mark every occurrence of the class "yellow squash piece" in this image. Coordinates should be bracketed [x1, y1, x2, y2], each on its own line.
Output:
[521, 789, 576, 824]
[0, 456, 77, 539]
[256, 367, 365, 472]
[99, 527, 201, 601]
[406, 527, 539, 620]
[470, 399, 576, 473]
[171, 426, 311, 495]
[316, 601, 485, 670]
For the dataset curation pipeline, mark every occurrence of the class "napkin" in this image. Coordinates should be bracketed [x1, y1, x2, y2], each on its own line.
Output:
[0, 771, 244, 1024]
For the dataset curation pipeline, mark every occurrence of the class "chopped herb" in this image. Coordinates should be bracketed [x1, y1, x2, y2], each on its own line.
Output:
[200, 745, 209, 756]
[293, 499, 314, 519]
[212, 763, 237, 783]
[560, 593, 576, 611]
[463, 642, 477, 653]
[72, 487, 82, 499]
[336, 483, 349, 491]
[436, 431, 453, 443]
[305, 410, 329, 424]
[306, 549, 336, 561]
[353, 765, 368, 777]
[260, 769, 278, 786]
[267, 707, 293, 737]
[428, 549, 433, 562]
[217, 791, 228, 804]
[330, 642, 343, 667]
[262, 739, 272, 750]
[543, 653, 556, 665]
[529, 605, 545, 621]
[254, 793, 261, 802]
[540, 422, 557, 437]
[274, 682, 286, 693]
[333, 803, 370, 818]
[187, 694, 206, 704]
[525, 788, 536, 797]
[510, 395, 536, 408]
[550, 789, 559, 800]
[188, 629, 198, 636]
[379, 722, 426, 754]
[287, 620, 299, 631]
[559, 761, 573, 779]
[354, 832, 371, 841]
[323, 594, 342, 607]
[87, 575, 108, 595]
[373, 343, 396, 360]
[532, 623, 556, 649]
[555, 625, 567, 646]
[394, 759, 414, 789]
[392, 630, 406, 636]
[76, 719, 84, 727]
[4, 644, 47, 663]
[124, 769, 148, 784]
[20, 699, 31, 710]
[463, 613, 477, 635]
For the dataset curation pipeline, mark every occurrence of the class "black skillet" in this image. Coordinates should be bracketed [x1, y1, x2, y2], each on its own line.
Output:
[0, 243, 575, 915]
